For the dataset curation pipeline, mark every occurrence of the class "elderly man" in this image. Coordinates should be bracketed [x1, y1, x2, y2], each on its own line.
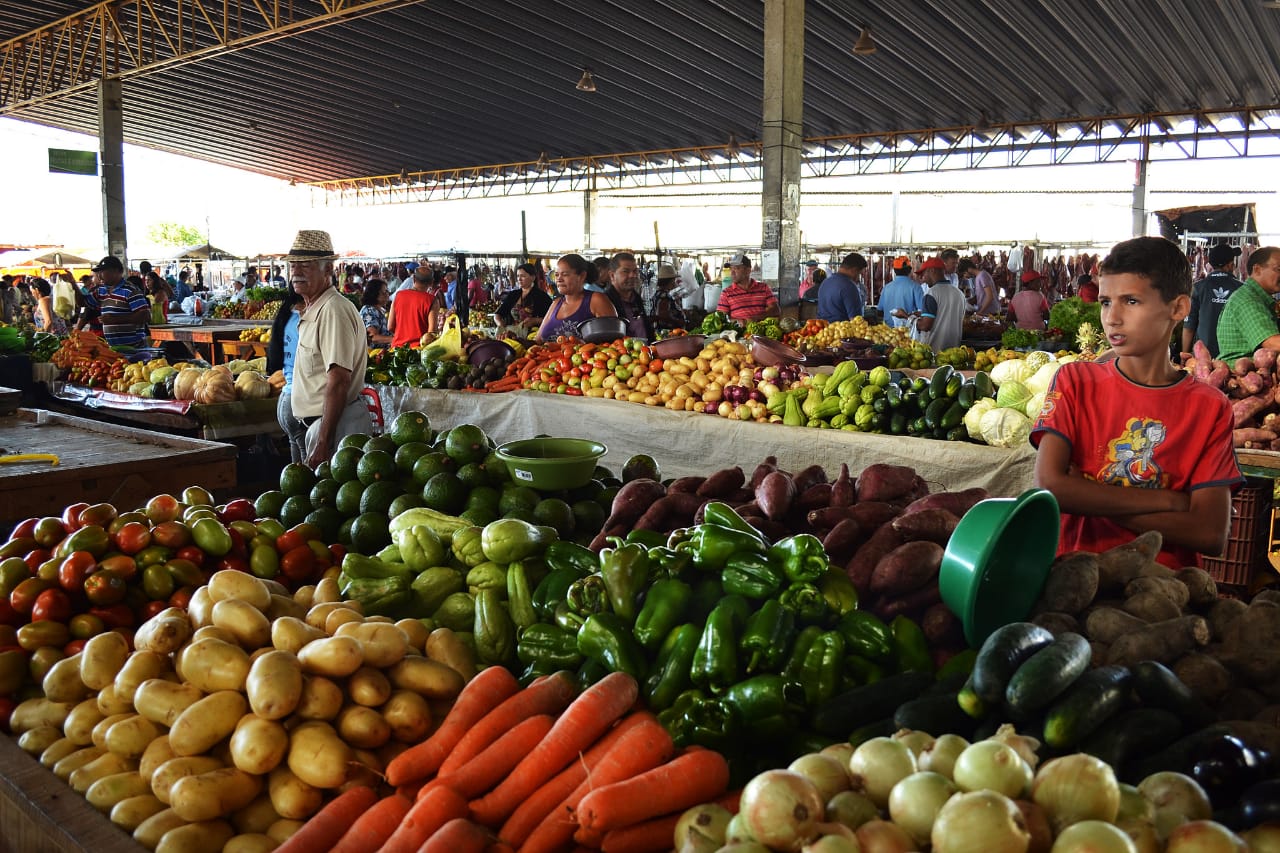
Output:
[77, 256, 151, 347]
[816, 253, 867, 322]
[916, 257, 966, 351]
[285, 230, 371, 467]
[716, 252, 779, 322]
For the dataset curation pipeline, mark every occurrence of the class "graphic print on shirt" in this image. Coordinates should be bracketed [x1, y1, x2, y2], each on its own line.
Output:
[1210, 286, 1233, 305]
[1099, 417, 1169, 488]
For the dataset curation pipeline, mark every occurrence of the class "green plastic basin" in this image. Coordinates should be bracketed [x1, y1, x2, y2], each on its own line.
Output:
[939, 488, 1061, 647]
[495, 437, 607, 490]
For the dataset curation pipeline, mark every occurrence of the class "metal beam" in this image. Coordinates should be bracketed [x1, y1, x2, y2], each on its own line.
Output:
[0, 0, 421, 113]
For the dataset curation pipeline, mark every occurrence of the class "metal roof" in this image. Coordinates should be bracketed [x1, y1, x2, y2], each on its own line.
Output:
[3, 0, 1280, 184]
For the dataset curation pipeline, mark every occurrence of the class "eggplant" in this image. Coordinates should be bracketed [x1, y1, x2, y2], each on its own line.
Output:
[1190, 734, 1271, 808]
[1240, 778, 1280, 828]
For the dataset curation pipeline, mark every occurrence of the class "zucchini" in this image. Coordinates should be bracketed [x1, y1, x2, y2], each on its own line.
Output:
[810, 671, 935, 737]
[1079, 707, 1184, 771]
[1131, 660, 1216, 728]
[1005, 632, 1092, 715]
[1042, 664, 1133, 749]
[957, 381, 977, 408]
[970, 622, 1055, 707]
[893, 692, 978, 738]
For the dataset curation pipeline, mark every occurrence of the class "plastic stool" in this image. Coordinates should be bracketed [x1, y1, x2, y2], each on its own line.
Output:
[361, 387, 385, 436]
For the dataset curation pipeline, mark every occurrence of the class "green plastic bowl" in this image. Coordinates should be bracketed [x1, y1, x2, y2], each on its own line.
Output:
[939, 488, 1061, 647]
[495, 437, 607, 490]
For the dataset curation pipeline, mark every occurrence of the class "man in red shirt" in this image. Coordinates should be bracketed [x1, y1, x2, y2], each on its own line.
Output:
[388, 265, 439, 347]
[716, 252, 779, 322]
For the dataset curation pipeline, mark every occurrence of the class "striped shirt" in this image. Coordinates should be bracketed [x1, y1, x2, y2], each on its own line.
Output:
[86, 281, 150, 347]
[716, 279, 777, 320]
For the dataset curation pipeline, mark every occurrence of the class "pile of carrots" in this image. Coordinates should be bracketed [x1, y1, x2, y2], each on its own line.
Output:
[276, 668, 734, 853]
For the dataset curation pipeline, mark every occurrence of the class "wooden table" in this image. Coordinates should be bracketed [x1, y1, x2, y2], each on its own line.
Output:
[44, 385, 282, 442]
[149, 319, 265, 364]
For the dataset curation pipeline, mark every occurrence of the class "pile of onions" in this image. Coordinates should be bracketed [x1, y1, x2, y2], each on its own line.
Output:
[740, 770, 826, 852]
[1052, 820, 1141, 853]
[848, 737, 918, 808]
[931, 790, 1031, 853]
[888, 771, 957, 845]
[1165, 820, 1248, 853]
[953, 740, 1033, 799]
[789, 754, 852, 804]
[1030, 754, 1120, 833]
[1136, 772, 1212, 840]
[920, 733, 969, 779]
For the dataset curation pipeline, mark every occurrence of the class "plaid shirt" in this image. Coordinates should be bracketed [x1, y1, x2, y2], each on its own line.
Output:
[1215, 278, 1279, 362]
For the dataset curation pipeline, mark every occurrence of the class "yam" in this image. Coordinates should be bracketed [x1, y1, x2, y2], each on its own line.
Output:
[922, 603, 964, 647]
[695, 467, 745, 498]
[890, 508, 960, 545]
[900, 488, 990, 518]
[845, 525, 903, 597]
[1105, 615, 1210, 667]
[606, 478, 667, 526]
[1037, 552, 1101, 615]
[1253, 348, 1278, 372]
[849, 502, 902, 530]
[1084, 607, 1148, 644]
[1233, 428, 1277, 448]
[873, 584, 942, 621]
[1097, 532, 1162, 590]
[1124, 576, 1190, 611]
[755, 470, 797, 521]
[1218, 687, 1268, 722]
[1174, 652, 1233, 706]
[749, 457, 777, 490]
[1122, 590, 1182, 623]
[1233, 357, 1257, 377]
[1206, 365, 1230, 390]
[1031, 612, 1081, 637]
[829, 463, 855, 508]
[1206, 597, 1247, 641]
[667, 476, 706, 495]
[631, 492, 703, 532]
[869, 540, 945, 597]
[1233, 394, 1272, 428]
[1089, 641, 1110, 669]
[855, 463, 919, 503]
[1175, 568, 1218, 610]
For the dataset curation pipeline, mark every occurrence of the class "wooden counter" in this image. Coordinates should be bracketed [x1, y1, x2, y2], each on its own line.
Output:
[149, 319, 265, 364]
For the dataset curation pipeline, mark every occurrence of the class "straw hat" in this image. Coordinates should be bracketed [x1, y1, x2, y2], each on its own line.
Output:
[281, 230, 338, 262]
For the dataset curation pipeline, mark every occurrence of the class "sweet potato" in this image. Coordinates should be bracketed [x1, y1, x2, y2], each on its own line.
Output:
[1239, 371, 1269, 396]
[1219, 601, 1280, 684]
[1105, 615, 1210, 667]
[1123, 576, 1190, 611]
[695, 467, 744, 499]
[1097, 531, 1162, 590]
[890, 508, 960, 545]
[631, 492, 704, 532]
[855, 463, 920, 503]
[849, 502, 902, 530]
[829, 464, 855, 508]
[846, 525, 904, 596]
[796, 483, 834, 512]
[1089, 641, 1110, 668]
[822, 519, 864, 563]
[1206, 364, 1230, 389]
[1234, 357, 1257, 377]
[793, 464, 828, 494]
[749, 457, 778, 490]
[1136, 561, 1178, 581]
[869, 540, 945, 597]
[1254, 348, 1278, 373]
[607, 478, 668, 527]
[667, 476, 706, 495]
[1218, 687, 1267, 722]
[755, 470, 797, 521]
[873, 583, 941, 621]
[901, 488, 990, 518]
[1032, 612, 1080, 637]
[1233, 394, 1273, 428]
[1206, 597, 1247, 641]
[806, 506, 856, 530]
[1237, 427, 1280, 447]
[1037, 552, 1101, 615]
[922, 603, 964, 646]
[1193, 340, 1213, 372]
[1174, 652, 1233, 706]
[1123, 590, 1183, 623]
[1084, 606, 1148, 644]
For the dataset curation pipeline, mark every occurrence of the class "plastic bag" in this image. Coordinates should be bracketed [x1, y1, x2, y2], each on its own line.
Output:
[437, 314, 465, 360]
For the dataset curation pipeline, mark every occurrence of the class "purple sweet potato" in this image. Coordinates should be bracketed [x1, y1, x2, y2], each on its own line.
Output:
[849, 501, 902, 530]
[608, 478, 668, 525]
[724, 487, 755, 505]
[846, 525, 904, 597]
[754, 518, 790, 543]
[1234, 357, 1257, 377]
[890, 508, 960, 545]
[631, 492, 705, 531]
[808, 506, 858, 530]
[874, 584, 943, 621]
[749, 456, 778, 490]
[793, 464, 829, 494]
[756, 470, 798, 521]
[1255, 348, 1278, 373]
[870, 540, 945, 597]
[901, 488, 990, 518]
[1206, 364, 1230, 390]
[829, 463, 855, 508]
[922, 602, 963, 646]
[1234, 428, 1277, 448]
[1232, 395, 1272, 428]
[667, 476, 707, 495]
[797, 483, 834, 512]
[696, 466, 745, 498]
[588, 521, 632, 551]
[855, 463, 920, 503]
[1237, 372, 1268, 396]
[733, 500, 763, 518]
[822, 519, 864, 564]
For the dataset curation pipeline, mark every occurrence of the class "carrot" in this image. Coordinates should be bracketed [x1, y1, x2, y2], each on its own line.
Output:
[497, 711, 660, 847]
[486, 843, 515, 853]
[437, 671, 577, 777]
[468, 671, 640, 827]
[272, 785, 379, 853]
[419, 817, 491, 853]
[599, 811, 682, 853]
[385, 665, 521, 787]
[515, 712, 674, 853]
[575, 748, 731, 835]
[375, 784, 470, 853]
[330, 793, 412, 853]
[434, 714, 554, 798]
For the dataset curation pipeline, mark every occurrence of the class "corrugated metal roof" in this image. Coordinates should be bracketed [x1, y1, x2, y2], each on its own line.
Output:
[3, 0, 1280, 183]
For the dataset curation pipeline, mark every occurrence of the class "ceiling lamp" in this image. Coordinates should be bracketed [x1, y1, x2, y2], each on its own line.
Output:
[853, 25, 877, 56]
[576, 68, 597, 92]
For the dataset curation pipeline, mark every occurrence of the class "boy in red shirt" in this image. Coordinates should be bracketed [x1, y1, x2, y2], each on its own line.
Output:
[1031, 237, 1242, 569]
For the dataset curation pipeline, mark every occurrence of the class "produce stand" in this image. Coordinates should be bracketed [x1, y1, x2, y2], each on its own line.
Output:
[0, 407, 237, 524]
[373, 385, 1038, 495]
[148, 319, 265, 364]
[44, 383, 282, 441]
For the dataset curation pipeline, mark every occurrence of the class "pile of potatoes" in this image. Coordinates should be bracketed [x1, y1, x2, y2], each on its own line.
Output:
[7, 569, 475, 853]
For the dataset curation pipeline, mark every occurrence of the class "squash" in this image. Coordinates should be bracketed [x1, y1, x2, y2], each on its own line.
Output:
[173, 367, 204, 401]
[194, 368, 237, 404]
[266, 370, 287, 391]
[224, 358, 250, 376]
[234, 370, 273, 400]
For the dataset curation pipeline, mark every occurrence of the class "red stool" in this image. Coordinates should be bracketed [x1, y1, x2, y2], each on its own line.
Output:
[361, 387, 385, 435]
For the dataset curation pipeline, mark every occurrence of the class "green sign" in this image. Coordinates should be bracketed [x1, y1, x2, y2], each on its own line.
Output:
[48, 148, 98, 175]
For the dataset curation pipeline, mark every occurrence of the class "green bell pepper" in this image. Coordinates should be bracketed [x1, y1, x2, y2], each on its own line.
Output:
[643, 622, 699, 711]
[623, 529, 667, 548]
[703, 502, 767, 541]
[576, 657, 610, 690]
[796, 630, 845, 706]
[410, 566, 464, 614]
[842, 654, 885, 688]
[340, 575, 411, 617]
[566, 574, 609, 617]
[473, 587, 516, 666]
[554, 600, 585, 633]
[450, 526, 487, 568]
[394, 524, 447, 573]
[340, 552, 410, 580]
[687, 576, 725, 623]
[481, 518, 557, 564]
[937, 648, 978, 680]
[721, 674, 806, 737]
[519, 661, 558, 686]
[649, 546, 693, 578]
[466, 561, 507, 596]
[779, 581, 828, 625]
[819, 569, 858, 618]
[891, 615, 933, 675]
[434, 592, 476, 632]
[531, 567, 580, 621]
[682, 523, 767, 572]
[576, 612, 647, 680]
[506, 562, 537, 630]
[767, 534, 830, 584]
[543, 540, 598, 577]
[657, 689, 739, 751]
[783, 625, 822, 682]
[740, 598, 796, 674]
[836, 611, 894, 662]
[599, 542, 649, 623]
[690, 593, 750, 693]
[633, 578, 692, 651]
[721, 552, 785, 600]
[516, 623, 583, 670]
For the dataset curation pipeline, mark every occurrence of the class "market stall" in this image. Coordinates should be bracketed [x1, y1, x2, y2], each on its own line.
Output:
[44, 383, 282, 442]
[148, 319, 267, 364]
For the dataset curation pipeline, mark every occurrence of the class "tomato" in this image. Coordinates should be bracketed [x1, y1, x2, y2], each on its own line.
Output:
[8, 519, 38, 540]
[279, 545, 316, 583]
[97, 554, 137, 583]
[83, 569, 127, 606]
[89, 604, 134, 629]
[62, 639, 87, 656]
[0, 598, 18, 627]
[150, 520, 191, 550]
[219, 499, 256, 524]
[108, 512, 148, 535]
[276, 523, 320, 555]
[169, 586, 195, 610]
[30, 588, 71, 623]
[57, 551, 97, 593]
[138, 600, 168, 621]
[227, 528, 249, 560]
[328, 544, 347, 564]
[214, 555, 249, 574]
[61, 503, 89, 532]
[68, 613, 106, 640]
[111, 521, 152, 555]
[144, 493, 182, 525]
[78, 502, 118, 530]
[174, 545, 206, 568]
[32, 517, 67, 549]
[23, 549, 50, 573]
[10, 577, 53, 614]
[134, 544, 172, 569]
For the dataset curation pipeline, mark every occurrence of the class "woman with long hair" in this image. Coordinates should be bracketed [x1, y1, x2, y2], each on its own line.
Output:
[30, 278, 68, 335]
[535, 254, 617, 342]
[266, 283, 307, 463]
[360, 279, 393, 346]
[495, 263, 553, 333]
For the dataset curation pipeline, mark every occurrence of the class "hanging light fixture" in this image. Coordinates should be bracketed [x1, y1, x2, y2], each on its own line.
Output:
[853, 25, 877, 55]
[576, 68, 597, 92]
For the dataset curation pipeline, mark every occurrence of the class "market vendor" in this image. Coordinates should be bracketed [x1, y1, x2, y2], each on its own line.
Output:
[536, 253, 617, 342]
[604, 252, 653, 339]
[77, 255, 150, 348]
[1209, 246, 1280, 363]
[716, 252, 779, 322]
[495, 263, 553, 333]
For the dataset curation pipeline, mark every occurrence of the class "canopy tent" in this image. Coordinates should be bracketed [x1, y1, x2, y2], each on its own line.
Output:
[173, 243, 240, 262]
[0, 248, 94, 268]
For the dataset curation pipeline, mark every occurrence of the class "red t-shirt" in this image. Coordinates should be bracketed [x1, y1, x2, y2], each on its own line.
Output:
[1030, 360, 1242, 568]
[390, 288, 435, 348]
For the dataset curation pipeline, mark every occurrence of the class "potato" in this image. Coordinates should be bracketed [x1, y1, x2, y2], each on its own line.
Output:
[151, 755, 224, 804]
[40, 736, 82, 769]
[139, 735, 178, 784]
[298, 635, 364, 677]
[1124, 590, 1183, 623]
[266, 766, 323, 820]
[231, 795, 282, 835]
[213, 598, 273, 650]
[324, 606, 364, 635]
[18, 724, 63, 756]
[293, 675, 343, 721]
[311, 577, 343, 606]
[110, 794, 168, 831]
[80, 630, 131, 690]
[286, 721, 352, 789]
[114, 651, 172, 707]
[135, 678, 205, 727]
[223, 833, 280, 853]
[266, 594, 306, 622]
[69, 751, 137, 794]
[92, 712, 135, 749]
[266, 818, 305, 844]
[208, 570, 272, 611]
[10, 696, 75, 734]
[96, 683, 133, 716]
[425, 627, 477, 680]
[169, 690, 248, 757]
[180, 637, 251, 693]
[245, 650, 302, 720]
[170, 767, 264, 821]
[28, 646, 65, 686]
[86, 770, 150, 812]
[52, 746, 105, 781]
[155, 819, 235, 853]
[42, 653, 91, 704]
[336, 705, 391, 750]
[291, 585, 316, 610]
[304, 601, 346, 630]
[388, 656, 466, 699]
[105, 714, 163, 759]
[60, 698, 105, 745]
[381, 690, 432, 744]
[133, 807, 188, 851]
[187, 585, 215, 629]
[191, 625, 237, 645]
[230, 714, 289, 775]
[134, 609, 193, 655]
[346, 666, 392, 707]
[337, 622, 408, 668]
[395, 618, 430, 652]
[270, 616, 326, 655]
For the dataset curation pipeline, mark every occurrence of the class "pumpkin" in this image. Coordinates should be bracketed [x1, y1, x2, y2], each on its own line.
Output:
[173, 367, 204, 401]
[194, 368, 237, 404]
[234, 370, 273, 400]
[266, 369, 287, 391]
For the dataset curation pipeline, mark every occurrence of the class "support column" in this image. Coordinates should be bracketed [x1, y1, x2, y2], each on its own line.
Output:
[99, 79, 128, 261]
[583, 181, 598, 254]
[761, 0, 805, 304]
[1131, 150, 1149, 238]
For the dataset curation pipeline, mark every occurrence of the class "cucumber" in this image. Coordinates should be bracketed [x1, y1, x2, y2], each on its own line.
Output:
[957, 676, 986, 719]
[893, 692, 978, 738]
[1079, 707, 1185, 771]
[1131, 660, 1216, 728]
[1042, 664, 1132, 750]
[970, 622, 1055, 707]
[1005, 632, 1092, 715]
[810, 671, 935, 737]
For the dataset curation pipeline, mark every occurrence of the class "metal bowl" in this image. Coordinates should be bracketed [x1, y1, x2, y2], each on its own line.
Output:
[749, 335, 807, 367]
[649, 334, 707, 360]
[466, 339, 515, 366]
[577, 316, 627, 343]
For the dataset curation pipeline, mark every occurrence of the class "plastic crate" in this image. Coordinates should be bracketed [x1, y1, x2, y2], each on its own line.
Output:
[1202, 476, 1271, 589]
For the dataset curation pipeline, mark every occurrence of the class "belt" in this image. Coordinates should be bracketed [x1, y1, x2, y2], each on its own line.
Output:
[301, 416, 320, 427]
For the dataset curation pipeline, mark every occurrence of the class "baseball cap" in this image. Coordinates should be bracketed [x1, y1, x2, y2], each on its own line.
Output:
[805, 259, 819, 267]
[1207, 242, 1242, 267]
[727, 252, 752, 267]
[891, 255, 912, 271]
[1021, 270, 1045, 284]
[92, 255, 124, 272]
[918, 257, 945, 272]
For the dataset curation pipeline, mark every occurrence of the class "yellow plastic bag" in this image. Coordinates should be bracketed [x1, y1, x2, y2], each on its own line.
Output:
[436, 314, 465, 360]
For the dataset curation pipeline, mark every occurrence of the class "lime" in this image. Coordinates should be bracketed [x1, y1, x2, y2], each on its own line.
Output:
[279, 495, 313, 528]
[314, 461, 332, 480]
[567, 479, 605, 504]
[338, 516, 356, 546]
[412, 452, 456, 486]
[364, 435, 398, 456]
[304, 507, 342, 542]
[622, 454, 660, 483]
[330, 446, 364, 483]
[533, 498, 575, 537]
[357, 450, 397, 486]
[338, 433, 370, 451]
[422, 472, 467, 515]
[571, 500, 607, 535]
[388, 493, 425, 519]
[254, 490, 286, 520]
[502, 506, 537, 524]
[350, 512, 391, 554]
[389, 410, 432, 446]
[394, 441, 433, 473]
[279, 463, 316, 498]
[460, 506, 498, 527]
[359, 480, 403, 516]
[309, 478, 341, 509]
[444, 423, 490, 466]
[465, 485, 501, 515]
[456, 462, 492, 490]
[334, 480, 365, 517]
[498, 484, 541, 516]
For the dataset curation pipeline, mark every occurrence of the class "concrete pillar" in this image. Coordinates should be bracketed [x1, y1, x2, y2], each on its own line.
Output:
[99, 79, 128, 261]
[583, 184, 598, 254]
[761, 0, 805, 304]
[1131, 154, 1149, 238]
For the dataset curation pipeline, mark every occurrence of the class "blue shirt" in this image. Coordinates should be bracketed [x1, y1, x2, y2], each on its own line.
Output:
[444, 279, 458, 310]
[816, 271, 865, 323]
[878, 275, 924, 327]
[282, 310, 300, 392]
[173, 280, 193, 302]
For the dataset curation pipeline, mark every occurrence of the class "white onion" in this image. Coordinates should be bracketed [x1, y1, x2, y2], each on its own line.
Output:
[888, 771, 957, 846]
[715, 844, 774, 853]
[1031, 754, 1120, 833]
[790, 753, 853, 803]
[919, 733, 970, 780]
[740, 769, 826, 853]
[825, 790, 879, 831]
[1015, 800, 1053, 853]
[1243, 824, 1280, 853]
[931, 790, 1030, 853]
[1050, 820, 1138, 853]
[803, 835, 862, 853]
[855, 819, 917, 853]
[676, 830, 722, 853]
[1116, 784, 1154, 824]
[726, 812, 757, 844]
[892, 728, 936, 759]
[1136, 772, 1212, 840]
[848, 737, 918, 808]
[1119, 819, 1161, 853]
[953, 740, 1033, 799]
[674, 803, 733, 849]
[986, 723, 1042, 771]
[1164, 820, 1247, 853]
[821, 742, 855, 769]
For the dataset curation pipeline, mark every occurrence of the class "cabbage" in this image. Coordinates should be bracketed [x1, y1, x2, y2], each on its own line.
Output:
[964, 398, 997, 440]
[1056, 353, 1079, 365]
[990, 358, 1034, 386]
[1024, 350, 1051, 371]
[1024, 361, 1061, 396]
[980, 406, 1032, 448]
[1024, 391, 1046, 419]
[996, 380, 1032, 410]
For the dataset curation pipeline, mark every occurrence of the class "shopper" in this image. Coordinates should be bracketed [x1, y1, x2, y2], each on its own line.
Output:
[78, 256, 150, 347]
[1181, 242, 1243, 358]
[915, 257, 965, 352]
[360, 279, 393, 346]
[30, 279, 68, 335]
[536, 253, 617, 342]
[961, 259, 997, 315]
[1075, 274, 1099, 304]
[816, 253, 867, 323]
[878, 256, 923, 328]
[716, 252, 779, 322]
[1008, 271, 1051, 330]
[388, 265, 441, 348]
[267, 284, 306, 462]
[1214, 246, 1280, 363]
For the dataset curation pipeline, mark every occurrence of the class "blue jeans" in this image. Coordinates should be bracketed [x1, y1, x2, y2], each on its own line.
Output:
[276, 390, 308, 463]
